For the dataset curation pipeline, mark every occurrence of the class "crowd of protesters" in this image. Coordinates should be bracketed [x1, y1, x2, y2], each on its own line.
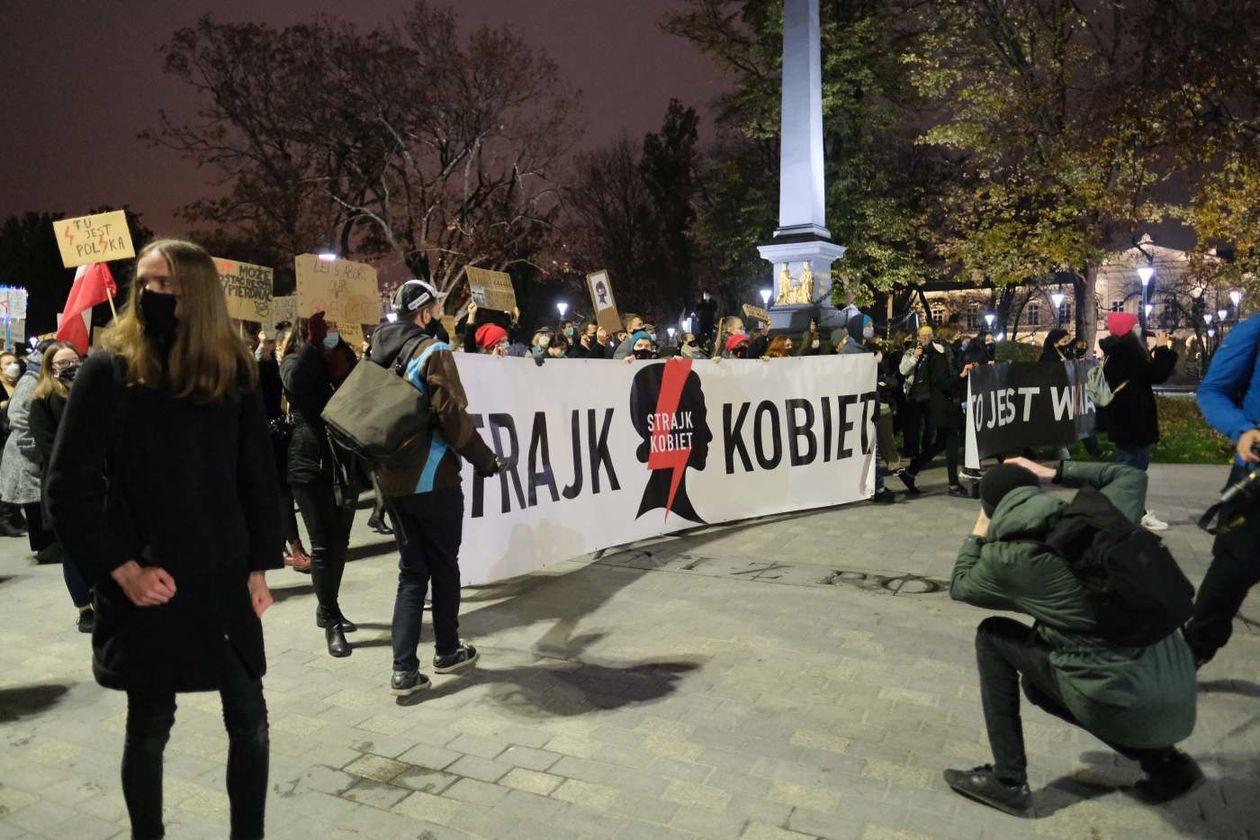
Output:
[7, 244, 1252, 837]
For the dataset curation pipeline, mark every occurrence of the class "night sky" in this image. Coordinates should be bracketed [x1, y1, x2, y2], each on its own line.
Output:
[1, 0, 727, 234]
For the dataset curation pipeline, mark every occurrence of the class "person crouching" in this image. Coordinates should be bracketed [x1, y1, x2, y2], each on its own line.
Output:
[944, 458, 1200, 816]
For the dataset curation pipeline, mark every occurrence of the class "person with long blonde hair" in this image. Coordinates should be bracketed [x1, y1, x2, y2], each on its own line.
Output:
[46, 238, 281, 840]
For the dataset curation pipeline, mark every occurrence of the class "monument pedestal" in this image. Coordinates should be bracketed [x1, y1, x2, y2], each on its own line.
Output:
[757, 238, 847, 332]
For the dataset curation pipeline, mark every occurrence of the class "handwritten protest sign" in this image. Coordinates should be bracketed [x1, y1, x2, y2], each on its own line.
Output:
[741, 303, 771, 325]
[333, 322, 365, 350]
[214, 258, 274, 322]
[586, 270, 622, 334]
[294, 254, 380, 325]
[466, 266, 517, 313]
[269, 295, 297, 329]
[53, 210, 135, 268]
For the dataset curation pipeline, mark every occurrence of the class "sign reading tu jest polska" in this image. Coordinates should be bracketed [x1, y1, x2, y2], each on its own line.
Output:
[53, 210, 135, 268]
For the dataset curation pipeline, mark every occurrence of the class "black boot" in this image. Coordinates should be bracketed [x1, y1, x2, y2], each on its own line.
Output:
[943, 765, 1032, 817]
[315, 605, 357, 633]
[325, 624, 351, 658]
[1135, 750, 1204, 803]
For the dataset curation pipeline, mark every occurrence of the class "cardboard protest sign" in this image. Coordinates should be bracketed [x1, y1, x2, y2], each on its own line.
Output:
[333, 322, 365, 351]
[466, 267, 517, 313]
[269, 296, 297, 330]
[1, 288, 28, 321]
[294, 254, 380, 325]
[53, 210, 135, 268]
[586, 270, 622, 334]
[214, 258, 274, 322]
[742, 304, 771, 324]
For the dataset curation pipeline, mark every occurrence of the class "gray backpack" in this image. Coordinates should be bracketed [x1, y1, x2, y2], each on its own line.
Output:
[321, 335, 433, 467]
[1085, 360, 1127, 407]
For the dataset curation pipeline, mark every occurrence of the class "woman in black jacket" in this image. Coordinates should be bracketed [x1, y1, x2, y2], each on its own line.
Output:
[279, 312, 359, 657]
[897, 328, 970, 498]
[1039, 328, 1071, 363]
[257, 329, 312, 571]
[28, 342, 93, 631]
[1097, 312, 1177, 529]
[45, 239, 280, 840]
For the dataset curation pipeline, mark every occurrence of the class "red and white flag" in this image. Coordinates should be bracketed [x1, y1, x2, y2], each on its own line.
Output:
[56, 262, 117, 355]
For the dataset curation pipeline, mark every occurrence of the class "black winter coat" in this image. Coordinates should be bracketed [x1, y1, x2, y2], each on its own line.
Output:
[279, 342, 356, 486]
[28, 389, 66, 522]
[45, 351, 282, 693]
[922, 343, 965, 430]
[1097, 334, 1177, 450]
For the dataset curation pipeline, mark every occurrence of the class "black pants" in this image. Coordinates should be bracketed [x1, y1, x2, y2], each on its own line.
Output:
[901, 399, 933, 461]
[1185, 465, 1260, 664]
[291, 478, 355, 616]
[279, 484, 300, 545]
[123, 643, 268, 840]
[909, 426, 961, 486]
[975, 617, 1173, 785]
[23, 501, 55, 553]
[388, 488, 464, 671]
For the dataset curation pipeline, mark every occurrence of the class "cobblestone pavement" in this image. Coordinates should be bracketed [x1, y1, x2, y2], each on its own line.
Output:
[1, 463, 1257, 839]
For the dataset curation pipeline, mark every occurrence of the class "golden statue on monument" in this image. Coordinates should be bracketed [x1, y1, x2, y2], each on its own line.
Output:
[775, 262, 814, 306]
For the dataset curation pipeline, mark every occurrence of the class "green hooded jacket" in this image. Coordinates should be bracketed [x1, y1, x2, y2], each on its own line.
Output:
[950, 461, 1196, 748]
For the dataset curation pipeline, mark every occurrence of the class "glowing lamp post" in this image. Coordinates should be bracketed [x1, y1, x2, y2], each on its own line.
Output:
[556, 301, 568, 322]
[760, 288, 772, 307]
[1050, 291, 1065, 326]
[1137, 265, 1155, 333]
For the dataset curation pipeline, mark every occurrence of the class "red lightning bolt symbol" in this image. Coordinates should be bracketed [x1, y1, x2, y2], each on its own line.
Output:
[63, 225, 74, 244]
[646, 358, 693, 522]
[98, 233, 109, 251]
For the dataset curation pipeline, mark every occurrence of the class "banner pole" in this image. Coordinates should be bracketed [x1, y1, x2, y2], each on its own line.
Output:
[105, 286, 118, 320]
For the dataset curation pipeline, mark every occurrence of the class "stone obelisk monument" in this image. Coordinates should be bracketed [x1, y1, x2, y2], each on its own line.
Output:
[758, 0, 846, 331]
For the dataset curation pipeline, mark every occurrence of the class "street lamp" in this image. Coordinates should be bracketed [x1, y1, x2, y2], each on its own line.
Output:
[1230, 288, 1243, 313]
[1204, 313, 1213, 326]
[1050, 291, 1065, 326]
[667, 327, 677, 344]
[317, 252, 338, 261]
[556, 301, 568, 321]
[984, 313, 995, 331]
[1137, 265, 1155, 334]
[1145, 304, 1154, 319]
[1218, 308, 1228, 323]
[681, 317, 692, 334]
[759, 288, 772, 307]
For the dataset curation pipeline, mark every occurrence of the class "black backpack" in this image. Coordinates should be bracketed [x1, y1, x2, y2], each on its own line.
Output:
[1042, 486, 1193, 647]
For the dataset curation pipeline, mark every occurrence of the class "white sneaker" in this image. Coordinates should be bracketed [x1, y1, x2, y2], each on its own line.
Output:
[1141, 511, 1170, 531]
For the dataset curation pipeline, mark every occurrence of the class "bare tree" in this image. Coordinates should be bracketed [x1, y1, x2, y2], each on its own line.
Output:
[147, 2, 579, 292]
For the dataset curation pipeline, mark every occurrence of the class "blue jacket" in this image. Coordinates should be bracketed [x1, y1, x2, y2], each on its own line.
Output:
[1198, 313, 1260, 464]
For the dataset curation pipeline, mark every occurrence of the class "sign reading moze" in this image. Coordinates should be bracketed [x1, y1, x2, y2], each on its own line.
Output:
[215, 258, 274, 322]
[294, 255, 380, 325]
[53, 210, 135, 268]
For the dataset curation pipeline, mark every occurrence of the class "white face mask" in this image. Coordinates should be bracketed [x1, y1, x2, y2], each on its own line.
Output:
[862, 326, 875, 340]
[2, 363, 18, 380]
[811, 339, 820, 349]
[323, 331, 340, 349]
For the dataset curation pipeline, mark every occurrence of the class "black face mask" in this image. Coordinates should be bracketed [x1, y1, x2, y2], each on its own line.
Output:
[984, 344, 996, 360]
[633, 348, 657, 360]
[684, 340, 696, 348]
[140, 290, 178, 343]
[56, 364, 80, 384]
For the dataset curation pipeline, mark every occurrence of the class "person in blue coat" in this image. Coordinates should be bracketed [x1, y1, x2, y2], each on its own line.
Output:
[1184, 312, 1260, 666]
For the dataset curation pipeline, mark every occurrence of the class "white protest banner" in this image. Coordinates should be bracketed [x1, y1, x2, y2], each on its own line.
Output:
[450, 354, 877, 584]
[214, 258, 274, 322]
[294, 254, 380, 325]
[586, 270, 621, 334]
[53, 210, 135, 268]
[269, 295, 297, 330]
[4, 288, 28, 320]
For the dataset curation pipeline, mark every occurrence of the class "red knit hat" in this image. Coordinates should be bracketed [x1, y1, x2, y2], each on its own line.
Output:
[1106, 312, 1138, 337]
[475, 323, 508, 350]
[725, 333, 750, 354]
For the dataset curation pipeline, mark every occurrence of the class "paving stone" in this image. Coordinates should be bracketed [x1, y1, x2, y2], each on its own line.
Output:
[396, 741, 462, 771]
[341, 753, 408, 783]
[499, 767, 563, 796]
[338, 778, 409, 810]
[497, 745, 562, 771]
[392, 766, 459, 795]
[390, 790, 465, 827]
[442, 777, 510, 806]
[445, 754, 511, 783]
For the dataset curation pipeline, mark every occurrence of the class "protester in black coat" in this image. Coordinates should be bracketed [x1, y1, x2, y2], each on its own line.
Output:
[898, 334, 969, 497]
[45, 239, 280, 840]
[280, 312, 360, 658]
[1040, 328, 1071, 363]
[1098, 313, 1177, 459]
[258, 336, 310, 571]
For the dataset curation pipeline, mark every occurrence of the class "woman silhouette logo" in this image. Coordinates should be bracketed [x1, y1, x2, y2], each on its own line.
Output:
[629, 359, 713, 523]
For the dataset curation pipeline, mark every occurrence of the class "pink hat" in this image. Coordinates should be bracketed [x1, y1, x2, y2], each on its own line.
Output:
[1107, 312, 1138, 337]
[475, 323, 508, 350]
